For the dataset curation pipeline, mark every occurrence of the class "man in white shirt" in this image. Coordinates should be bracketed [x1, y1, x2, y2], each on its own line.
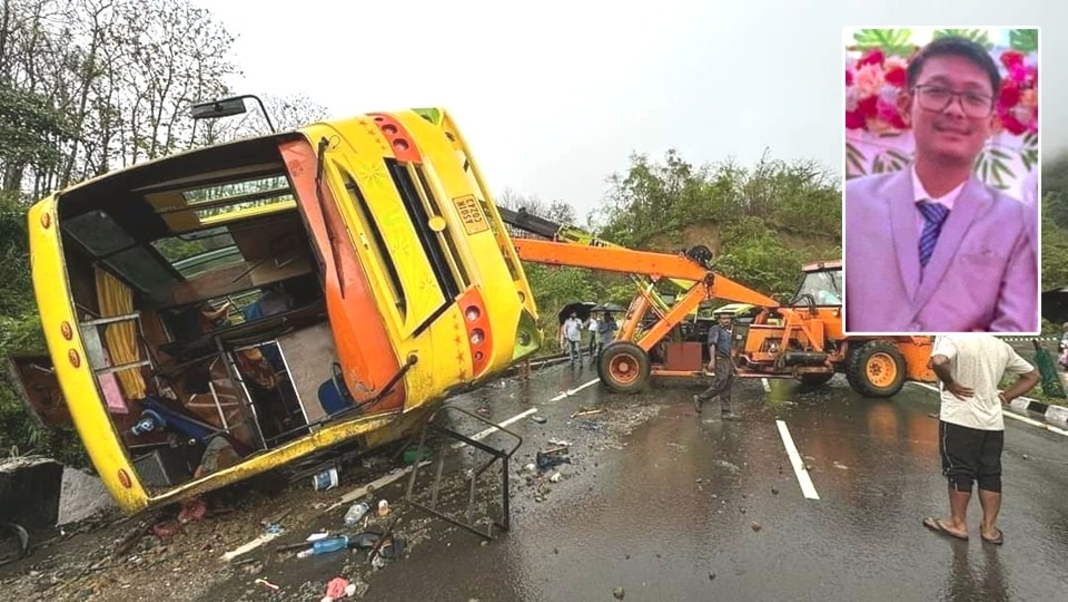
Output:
[560, 312, 583, 366]
[923, 334, 1039, 545]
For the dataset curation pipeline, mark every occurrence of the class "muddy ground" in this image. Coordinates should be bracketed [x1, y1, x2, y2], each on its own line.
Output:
[0, 367, 658, 602]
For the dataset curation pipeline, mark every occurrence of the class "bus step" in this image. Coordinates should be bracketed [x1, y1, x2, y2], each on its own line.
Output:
[403, 405, 522, 541]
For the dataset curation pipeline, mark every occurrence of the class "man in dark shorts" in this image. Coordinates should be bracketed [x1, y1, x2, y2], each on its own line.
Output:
[924, 334, 1038, 545]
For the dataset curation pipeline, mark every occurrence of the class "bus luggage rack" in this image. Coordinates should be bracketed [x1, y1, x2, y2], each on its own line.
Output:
[404, 405, 522, 540]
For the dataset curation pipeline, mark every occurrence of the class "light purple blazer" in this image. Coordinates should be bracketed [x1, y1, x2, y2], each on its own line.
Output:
[845, 168, 1039, 333]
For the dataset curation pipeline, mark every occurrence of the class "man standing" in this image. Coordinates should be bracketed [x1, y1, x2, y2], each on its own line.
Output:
[594, 312, 618, 363]
[560, 311, 583, 366]
[693, 313, 740, 420]
[923, 334, 1039, 545]
[586, 313, 600, 360]
[845, 36, 1038, 333]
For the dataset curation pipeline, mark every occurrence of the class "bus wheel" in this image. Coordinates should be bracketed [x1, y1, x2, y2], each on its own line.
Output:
[797, 372, 835, 386]
[845, 340, 906, 398]
[597, 342, 651, 394]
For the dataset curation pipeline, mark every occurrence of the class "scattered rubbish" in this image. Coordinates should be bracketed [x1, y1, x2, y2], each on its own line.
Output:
[177, 498, 207, 524]
[709, 572, 717, 581]
[771, 487, 779, 495]
[307, 531, 330, 541]
[536, 444, 571, 470]
[549, 472, 563, 483]
[264, 523, 284, 536]
[571, 407, 605, 418]
[575, 420, 603, 431]
[377, 499, 390, 517]
[695, 478, 703, 483]
[327, 462, 431, 513]
[314, 467, 340, 491]
[321, 577, 355, 602]
[221, 530, 285, 562]
[613, 585, 626, 599]
[833, 462, 848, 470]
[751, 522, 762, 532]
[254, 578, 280, 591]
[548, 438, 571, 447]
[532, 415, 547, 424]
[344, 502, 371, 527]
[297, 535, 350, 558]
[402, 447, 431, 464]
[1022, 454, 1031, 460]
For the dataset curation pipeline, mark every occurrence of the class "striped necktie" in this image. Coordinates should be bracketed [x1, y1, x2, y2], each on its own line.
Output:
[917, 200, 950, 268]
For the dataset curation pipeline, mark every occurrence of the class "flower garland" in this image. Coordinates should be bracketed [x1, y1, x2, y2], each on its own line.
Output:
[845, 47, 1038, 136]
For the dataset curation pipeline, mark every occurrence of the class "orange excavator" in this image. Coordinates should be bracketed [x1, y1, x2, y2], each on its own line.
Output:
[498, 207, 936, 398]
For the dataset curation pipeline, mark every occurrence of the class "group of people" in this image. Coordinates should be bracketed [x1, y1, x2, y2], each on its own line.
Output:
[559, 310, 618, 366]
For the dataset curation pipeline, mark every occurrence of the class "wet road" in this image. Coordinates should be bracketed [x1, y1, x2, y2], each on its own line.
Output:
[205, 357, 1068, 602]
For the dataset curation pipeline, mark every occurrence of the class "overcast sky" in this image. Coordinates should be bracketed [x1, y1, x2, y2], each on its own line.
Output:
[198, 1, 1064, 220]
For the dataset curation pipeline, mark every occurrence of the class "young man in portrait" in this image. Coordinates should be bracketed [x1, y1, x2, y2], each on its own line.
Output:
[845, 36, 1038, 334]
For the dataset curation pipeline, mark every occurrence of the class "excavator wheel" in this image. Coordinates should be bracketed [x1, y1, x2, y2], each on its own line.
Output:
[845, 340, 907, 398]
[597, 341, 652, 394]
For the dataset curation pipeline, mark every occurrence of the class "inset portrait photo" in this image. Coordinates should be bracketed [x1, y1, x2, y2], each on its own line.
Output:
[843, 27, 1040, 335]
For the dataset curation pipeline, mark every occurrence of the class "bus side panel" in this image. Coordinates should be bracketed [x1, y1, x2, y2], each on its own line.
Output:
[394, 110, 526, 375]
[28, 198, 150, 513]
[278, 138, 406, 413]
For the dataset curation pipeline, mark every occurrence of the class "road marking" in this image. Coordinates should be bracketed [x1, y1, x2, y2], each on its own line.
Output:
[464, 407, 539, 444]
[908, 382, 1068, 437]
[776, 420, 820, 500]
[762, 378, 771, 392]
[550, 377, 601, 402]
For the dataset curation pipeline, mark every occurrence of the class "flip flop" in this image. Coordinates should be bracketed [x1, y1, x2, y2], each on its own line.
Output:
[923, 517, 969, 541]
[981, 528, 1004, 545]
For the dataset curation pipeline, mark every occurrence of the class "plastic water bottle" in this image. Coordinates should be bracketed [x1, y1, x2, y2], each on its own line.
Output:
[344, 502, 370, 527]
[296, 535, 350, 558]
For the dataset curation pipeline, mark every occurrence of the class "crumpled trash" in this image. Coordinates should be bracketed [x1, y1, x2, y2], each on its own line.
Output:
[321, 577, 357, 602]
[536, 443, 571, 471]
[177, 499, 207, 524]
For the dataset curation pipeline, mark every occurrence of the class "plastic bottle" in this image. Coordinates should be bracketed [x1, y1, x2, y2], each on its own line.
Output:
[296, 535, 350, 558]
[344, 502, 370, 527]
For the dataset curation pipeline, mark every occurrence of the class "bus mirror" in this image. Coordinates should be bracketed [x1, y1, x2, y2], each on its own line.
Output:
[191, 98, 248, 120]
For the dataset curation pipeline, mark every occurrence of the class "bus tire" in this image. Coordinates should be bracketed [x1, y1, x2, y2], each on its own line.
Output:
[845, 340, 907, 398]
[597, 341, 651, 394]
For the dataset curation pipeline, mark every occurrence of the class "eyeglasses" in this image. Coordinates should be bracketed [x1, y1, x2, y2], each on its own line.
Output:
[913, 85, 994, 118]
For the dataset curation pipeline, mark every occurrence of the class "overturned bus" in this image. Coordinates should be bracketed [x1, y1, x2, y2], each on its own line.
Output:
[9, 106, 542, 514]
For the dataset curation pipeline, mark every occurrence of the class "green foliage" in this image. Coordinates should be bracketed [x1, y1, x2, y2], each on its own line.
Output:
[852, 29, 915, 57]
[0, 84, 71, 170]
[933, 29, 994, 50]
[1010, 29, 1038, 53]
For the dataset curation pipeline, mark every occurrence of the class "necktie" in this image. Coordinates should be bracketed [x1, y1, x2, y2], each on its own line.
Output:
[917, 200, 950, 268]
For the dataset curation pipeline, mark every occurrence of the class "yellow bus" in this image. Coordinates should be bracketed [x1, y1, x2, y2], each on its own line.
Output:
[10, 106, 542, 514]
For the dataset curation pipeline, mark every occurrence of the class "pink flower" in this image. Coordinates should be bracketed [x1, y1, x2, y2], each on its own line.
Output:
[1009, 64, 1028, 83]
[853, 63, 885, 97]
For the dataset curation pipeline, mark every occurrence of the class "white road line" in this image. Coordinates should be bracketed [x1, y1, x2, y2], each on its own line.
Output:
[776, 420, 820, 500]
[908, 381, 1068, 437]
[550, 377, 601, 402]
[453, 408, 539, 449]
[452, 375, 601, 448]
[761, 378, 771, 392]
